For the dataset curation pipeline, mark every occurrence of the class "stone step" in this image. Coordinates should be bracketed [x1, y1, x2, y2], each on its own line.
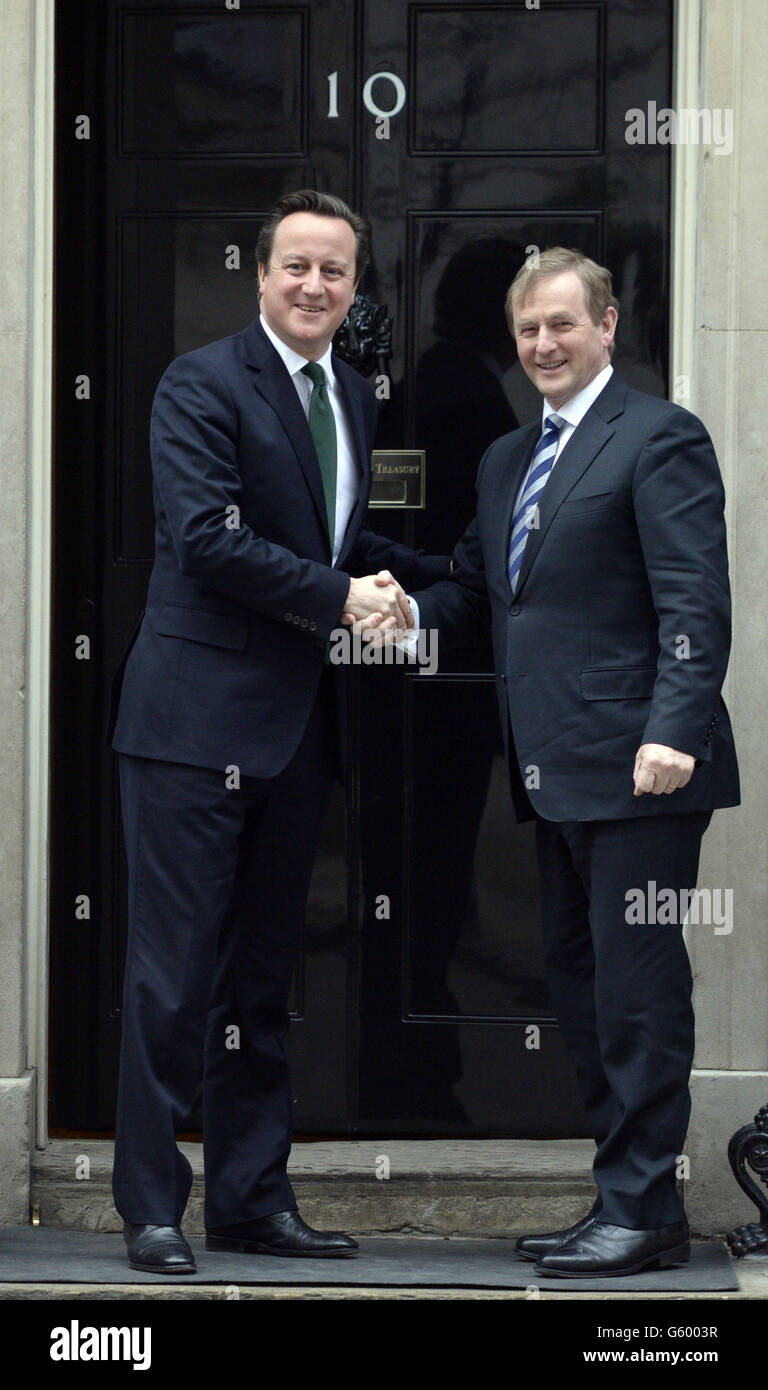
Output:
[32, 1139, 596, 1239]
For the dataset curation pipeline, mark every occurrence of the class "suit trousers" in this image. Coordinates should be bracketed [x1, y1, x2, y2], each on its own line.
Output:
[112, 668, 337, 1229]
[535, 808, 712, 1229]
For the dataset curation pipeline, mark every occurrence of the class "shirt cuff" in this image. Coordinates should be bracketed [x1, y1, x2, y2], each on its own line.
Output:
[397, 595, 420, 654]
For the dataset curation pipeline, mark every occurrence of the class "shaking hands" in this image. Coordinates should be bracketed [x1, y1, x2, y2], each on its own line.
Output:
[342, 570, 413, 638]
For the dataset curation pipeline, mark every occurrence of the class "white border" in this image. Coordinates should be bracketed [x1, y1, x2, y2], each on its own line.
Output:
[25, 0, 55, 1147]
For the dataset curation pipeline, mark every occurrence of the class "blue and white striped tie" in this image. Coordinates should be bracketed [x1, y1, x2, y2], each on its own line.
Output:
[507, 412, 566, 592]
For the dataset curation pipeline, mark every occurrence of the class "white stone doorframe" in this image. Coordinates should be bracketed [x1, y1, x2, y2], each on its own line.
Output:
[26, 0, 55, 1152]
[21, 0, 762, 1238]
[670, 0, 702, 415]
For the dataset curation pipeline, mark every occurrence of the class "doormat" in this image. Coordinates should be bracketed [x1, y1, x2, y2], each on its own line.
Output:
[0, 1228, 739, 1292]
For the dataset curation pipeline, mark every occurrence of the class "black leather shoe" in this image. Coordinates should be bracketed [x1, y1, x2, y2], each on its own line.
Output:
[123, 1223, 196, 1274]
[534, 1220, 690, 1278]
[205, 1210, 358, 1258]
[515, 1210, 599, 1262]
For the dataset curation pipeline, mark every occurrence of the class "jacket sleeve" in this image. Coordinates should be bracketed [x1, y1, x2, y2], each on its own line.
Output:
[344, 525, 451, 589]
[632, 406, 732, 761]
[150, 352, 350, 638]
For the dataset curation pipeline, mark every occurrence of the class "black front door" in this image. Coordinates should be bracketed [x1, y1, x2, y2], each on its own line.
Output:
[51, 0, 673, 1135]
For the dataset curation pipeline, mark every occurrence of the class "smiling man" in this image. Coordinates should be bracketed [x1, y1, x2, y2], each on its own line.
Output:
[107, 189, 449, 1273]
[513, 264, 616, 407]
[258, 209, 352, 355]
[403, 247, 740, 1278]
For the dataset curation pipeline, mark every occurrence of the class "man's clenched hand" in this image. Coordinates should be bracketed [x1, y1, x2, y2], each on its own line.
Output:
[633, 743, 696, 796]
[341, 571, 413, 632]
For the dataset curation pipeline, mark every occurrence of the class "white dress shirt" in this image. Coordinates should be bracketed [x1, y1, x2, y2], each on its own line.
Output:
[508, 362, 614, 530]
[540, 362, 613, 460]
[259, 313, 358, 565]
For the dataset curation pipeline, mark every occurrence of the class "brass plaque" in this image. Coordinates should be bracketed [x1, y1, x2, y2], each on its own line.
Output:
[369, 449, 426, 509]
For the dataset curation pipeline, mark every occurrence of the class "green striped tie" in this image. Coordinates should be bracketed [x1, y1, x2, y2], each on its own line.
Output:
[302, 362, 337, 547]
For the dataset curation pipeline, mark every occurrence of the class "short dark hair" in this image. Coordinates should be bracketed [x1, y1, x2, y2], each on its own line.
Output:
[256, 189, 371, 282]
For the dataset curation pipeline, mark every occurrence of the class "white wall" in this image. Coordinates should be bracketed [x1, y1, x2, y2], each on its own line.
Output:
[684, 0, 768, 1233]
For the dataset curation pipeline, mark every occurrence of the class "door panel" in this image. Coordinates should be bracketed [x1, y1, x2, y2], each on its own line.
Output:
[51, 0, 673, 1135]
[409, 5, 603, 154]
[118, 9, 309, 156]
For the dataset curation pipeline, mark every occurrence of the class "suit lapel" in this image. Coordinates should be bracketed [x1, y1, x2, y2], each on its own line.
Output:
[507, 373, 627, 597]
[241, 318, 331, 546]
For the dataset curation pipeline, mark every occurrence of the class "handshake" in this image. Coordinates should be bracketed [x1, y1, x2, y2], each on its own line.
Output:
[342, 570, 414, 644]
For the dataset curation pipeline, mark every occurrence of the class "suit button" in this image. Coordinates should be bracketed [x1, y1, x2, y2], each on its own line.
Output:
[301, 619, 309, 628]
[501, 673, 507, 684]
[309, 622, 317, 632]
[509, 603, 521, 616]
[285, 612, 293, 622]
[293, 615, 301, 625]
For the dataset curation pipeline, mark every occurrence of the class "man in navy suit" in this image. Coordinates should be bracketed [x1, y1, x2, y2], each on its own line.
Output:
[107, 189, 449, 1272]
[385, 248, 739, 1277]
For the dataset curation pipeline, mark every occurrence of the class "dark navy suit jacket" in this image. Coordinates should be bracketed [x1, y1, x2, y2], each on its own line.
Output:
[108, 316, 448, 777]
[415, 372, 740, 822]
